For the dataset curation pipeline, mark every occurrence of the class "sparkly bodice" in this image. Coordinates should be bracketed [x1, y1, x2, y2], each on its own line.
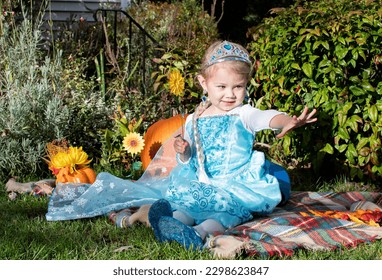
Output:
[189, 114, 254, 178]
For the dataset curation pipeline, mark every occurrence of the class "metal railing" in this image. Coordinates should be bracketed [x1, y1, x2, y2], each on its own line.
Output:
[94, 8, 162, 94]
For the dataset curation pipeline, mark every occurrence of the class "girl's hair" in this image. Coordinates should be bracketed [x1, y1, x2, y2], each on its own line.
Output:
[192, 40, 253, 183]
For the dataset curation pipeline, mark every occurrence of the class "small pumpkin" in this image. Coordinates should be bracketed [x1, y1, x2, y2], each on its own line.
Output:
[141, 114, 188, 170]
[56, 166, 97, 184]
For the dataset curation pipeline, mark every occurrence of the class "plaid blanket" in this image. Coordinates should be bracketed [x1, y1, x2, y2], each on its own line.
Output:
[206, 191, 382, 258]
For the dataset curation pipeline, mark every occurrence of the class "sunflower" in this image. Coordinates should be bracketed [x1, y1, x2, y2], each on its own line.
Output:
[168, 69, 185, 96]
[123, 132, 145, 156]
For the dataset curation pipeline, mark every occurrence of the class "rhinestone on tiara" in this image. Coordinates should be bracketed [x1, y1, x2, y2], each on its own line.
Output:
[206, 41, 251, 67]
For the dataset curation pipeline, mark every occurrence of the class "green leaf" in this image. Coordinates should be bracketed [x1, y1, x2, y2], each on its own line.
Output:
[349, 86, 365, 96]
[351, 49, 359, 60]
[345, 116, 359, 132]
[173, 61, 184, 70]
[338, 37, 346, 45]
[357, 138, 369, 150]
[335, 144, 348, 153]
[338, 127, 350, 140]
[349, 59, 356, 68]
[291, 63, 301, 70]
[302, 63, 313, 78]
[321, 41, 330, 50]
[104, 129, 112, 149]
[338, 112, 347, 127]
[349, 76, 360, 83]
[278, 76, 285, 88]
[342, 102, 353, 113]
[347, 143, 358, 157]
[369, 104, 378, 122]
[361, 81, 375, 92]
[356, 37, 367, 45]
[335, 46, 348, 60]
[282, 135, 291, 155]
[308, 57, 319, 66]
[318, 59, 331, 68]
[320, 143, 334, 154]
[372, 165, 382, 174]
[118, 123, 129, 136]
[346, 144, 357, 164]
[358, 49, 366, 60]
[161, 53, 172, 60]
[313, 41, 321, 50]
[330, 70, 336, 83]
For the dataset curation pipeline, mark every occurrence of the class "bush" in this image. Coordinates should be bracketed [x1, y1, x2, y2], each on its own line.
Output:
[0, 10, 69, 179]
[247, 0, 382, 183]
[0, 6, 112, 180]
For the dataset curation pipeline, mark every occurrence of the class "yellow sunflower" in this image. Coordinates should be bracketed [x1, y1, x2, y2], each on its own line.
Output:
[123, 132, 145, 156]
[168, 69, 185, 96]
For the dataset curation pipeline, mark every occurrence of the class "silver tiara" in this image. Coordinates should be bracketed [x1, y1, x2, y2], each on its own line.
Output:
[206, 41, 252, 67]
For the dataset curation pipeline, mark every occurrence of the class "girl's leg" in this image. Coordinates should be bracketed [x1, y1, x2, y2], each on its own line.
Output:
[109, 204, 195, 229]
[148, 199, 203, 249]
[173, 210, 194, 226]
[109, 205, 152, 228]
[109, 208, 135, 228]
[193, 219, 226, 240]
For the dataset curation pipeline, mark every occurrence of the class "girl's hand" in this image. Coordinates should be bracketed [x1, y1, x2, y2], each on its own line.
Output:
[174, 135, 191, 161]
[276, 107, 317, 138]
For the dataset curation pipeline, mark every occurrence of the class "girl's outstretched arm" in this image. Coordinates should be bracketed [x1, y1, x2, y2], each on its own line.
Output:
[269, 106, 317, 138]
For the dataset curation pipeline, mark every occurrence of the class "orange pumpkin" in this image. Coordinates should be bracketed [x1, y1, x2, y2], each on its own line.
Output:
[55, 166, 97, 184]
[141, 114, 188, 170]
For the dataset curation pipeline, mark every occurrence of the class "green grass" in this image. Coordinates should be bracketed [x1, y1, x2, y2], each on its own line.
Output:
[1, 179, 381, 260]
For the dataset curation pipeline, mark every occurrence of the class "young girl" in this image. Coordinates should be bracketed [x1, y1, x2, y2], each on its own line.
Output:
[46, 40, 316, 250]
[145, 40, 317, 249]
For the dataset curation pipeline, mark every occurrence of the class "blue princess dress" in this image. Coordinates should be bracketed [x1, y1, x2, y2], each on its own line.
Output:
[46, 105, 290, 228]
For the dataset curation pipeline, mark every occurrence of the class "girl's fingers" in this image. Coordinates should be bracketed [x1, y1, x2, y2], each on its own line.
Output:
[307, 108, 317, 119]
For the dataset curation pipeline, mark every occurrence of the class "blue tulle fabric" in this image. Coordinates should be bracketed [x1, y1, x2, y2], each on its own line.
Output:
[46, 114, 285, 228]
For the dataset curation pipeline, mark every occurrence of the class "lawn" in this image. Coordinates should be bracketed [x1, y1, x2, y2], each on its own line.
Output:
[1, 178, 381, 260]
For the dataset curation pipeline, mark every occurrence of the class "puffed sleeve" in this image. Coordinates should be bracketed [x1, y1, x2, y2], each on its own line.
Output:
[239, 104, 286, 134]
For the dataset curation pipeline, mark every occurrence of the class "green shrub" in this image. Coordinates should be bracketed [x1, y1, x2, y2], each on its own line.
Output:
[0, 14, 69, 178]
[247, 0, 382, 183]
[57, 50, 113, 162]
[0, 6, 112, 180]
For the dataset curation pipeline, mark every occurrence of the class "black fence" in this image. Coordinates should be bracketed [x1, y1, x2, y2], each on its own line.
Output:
[94, 8, 162, 94]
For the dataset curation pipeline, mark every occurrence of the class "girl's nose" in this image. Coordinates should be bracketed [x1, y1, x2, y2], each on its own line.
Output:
[226, 88, 235, 97]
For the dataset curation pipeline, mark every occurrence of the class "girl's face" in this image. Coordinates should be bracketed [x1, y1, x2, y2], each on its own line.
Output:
[198, 62, 248, 115]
